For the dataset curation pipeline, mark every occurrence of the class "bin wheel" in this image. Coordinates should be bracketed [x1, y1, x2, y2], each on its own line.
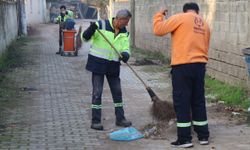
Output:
[60, 51, 64, 56]
[74, 51, 78, 56]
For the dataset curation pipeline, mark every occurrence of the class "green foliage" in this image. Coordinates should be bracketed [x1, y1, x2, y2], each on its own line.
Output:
[132, 48, 170, 64]
[0, 37, 29, 128]
[0, 38, 28, 72]
[205, 76, 250, 109]
[142, 65, 170, 73]
[0, 135, 13, 142]
[132, 48, 250, 109]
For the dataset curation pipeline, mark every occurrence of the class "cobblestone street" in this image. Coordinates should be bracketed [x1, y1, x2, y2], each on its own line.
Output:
[0, 21, 250, 150]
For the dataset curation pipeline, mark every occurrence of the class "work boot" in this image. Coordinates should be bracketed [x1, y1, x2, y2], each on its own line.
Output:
[199, 138, 209, 145]
[171, 140, 193, 148]
[91, 123, 104, 131]
[116, 119, 132, 127]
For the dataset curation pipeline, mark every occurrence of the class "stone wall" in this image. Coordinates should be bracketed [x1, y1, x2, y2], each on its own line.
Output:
[112, 0, 250, 85]
[0, 1, 18, 54]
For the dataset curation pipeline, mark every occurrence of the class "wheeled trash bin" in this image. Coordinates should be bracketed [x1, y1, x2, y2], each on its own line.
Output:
[61, 29, 78, 56]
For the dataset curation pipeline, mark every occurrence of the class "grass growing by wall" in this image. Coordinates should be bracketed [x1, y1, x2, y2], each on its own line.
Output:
[132, 47, 170, 64]
[205, 76, 250, 109]
[132, 48, 250, 109]
[0, 37, 29, 141]
[0, 37, 30, 107]
[0, 38, 28, 72]
[141, 65, 170, 73]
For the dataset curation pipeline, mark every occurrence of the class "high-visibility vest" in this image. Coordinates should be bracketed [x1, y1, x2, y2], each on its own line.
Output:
[84, 18, 130, 62]
[56, 10, 74, 23]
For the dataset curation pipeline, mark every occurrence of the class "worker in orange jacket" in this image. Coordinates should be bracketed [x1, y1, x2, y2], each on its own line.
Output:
[153, 2, 210, 148]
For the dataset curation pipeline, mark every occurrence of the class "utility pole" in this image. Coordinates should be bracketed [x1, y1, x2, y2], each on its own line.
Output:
[130, 0, 135, 48]
[17, 0, 27, 35]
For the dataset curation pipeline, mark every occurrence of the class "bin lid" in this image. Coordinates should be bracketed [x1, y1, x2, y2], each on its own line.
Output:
[242, 48, 250, 55]
[63, 30, 76, 33]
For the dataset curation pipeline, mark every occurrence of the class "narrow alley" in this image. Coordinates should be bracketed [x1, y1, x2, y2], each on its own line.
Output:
[0, 21, 249, 150]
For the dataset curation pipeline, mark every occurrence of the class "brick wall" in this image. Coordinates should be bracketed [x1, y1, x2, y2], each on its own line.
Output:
[111, 0, 250, 85]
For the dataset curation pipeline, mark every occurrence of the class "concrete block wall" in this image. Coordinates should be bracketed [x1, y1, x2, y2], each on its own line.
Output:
[0, 2, 18, 54]
[206, 0, 250, 84]
[110, 0, 130, 17]
[112, 0, 250, 85]
[109, 0, 131, 32]
[25, 0, 47, 24]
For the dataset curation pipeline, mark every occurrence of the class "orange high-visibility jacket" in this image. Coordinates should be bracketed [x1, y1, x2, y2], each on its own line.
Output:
[153, 11, 210, 66]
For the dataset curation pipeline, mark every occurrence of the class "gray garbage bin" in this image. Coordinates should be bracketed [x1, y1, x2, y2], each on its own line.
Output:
[242, 48, 250, 76]
[242, 47, 250, 123]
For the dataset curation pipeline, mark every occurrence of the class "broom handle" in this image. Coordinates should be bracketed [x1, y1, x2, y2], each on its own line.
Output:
[96, 29, 149, 89]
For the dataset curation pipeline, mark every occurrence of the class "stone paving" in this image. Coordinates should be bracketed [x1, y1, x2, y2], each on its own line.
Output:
[0, 21, 167, 150]
[0, 21, 250, 150]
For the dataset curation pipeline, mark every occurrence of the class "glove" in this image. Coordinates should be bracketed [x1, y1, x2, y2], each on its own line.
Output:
[120, 52, 130, 63]
[82, 22, 98, 41]
[90, 22, 98, 31]
[60, 13, 65, 22]
[160, 9, 168, 16]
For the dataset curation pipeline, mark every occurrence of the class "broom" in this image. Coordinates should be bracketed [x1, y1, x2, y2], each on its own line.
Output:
[96, 29, 175, 122]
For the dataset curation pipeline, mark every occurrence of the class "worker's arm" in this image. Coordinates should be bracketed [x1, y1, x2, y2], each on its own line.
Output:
[120, 34, 130, 63]
[153, 10, 181, 36]
[56, 13, 66, 24]
[81, 22, 98, 41]
[56, 16, 61, 24]
[66, 10, 74, 19]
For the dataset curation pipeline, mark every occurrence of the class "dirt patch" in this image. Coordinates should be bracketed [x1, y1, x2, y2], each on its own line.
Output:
[141, 120, 175, 140]
[132, 58, 161, 66]
[27, 25, 40, 36]
[141, 102, 249, 140]
[209, 103, 248, 125]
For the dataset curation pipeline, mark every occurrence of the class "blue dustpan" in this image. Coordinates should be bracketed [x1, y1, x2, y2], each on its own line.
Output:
[109, 127, 144, 141]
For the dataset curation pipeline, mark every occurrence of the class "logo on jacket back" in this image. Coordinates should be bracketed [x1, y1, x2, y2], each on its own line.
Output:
[194, 16, 205, 35]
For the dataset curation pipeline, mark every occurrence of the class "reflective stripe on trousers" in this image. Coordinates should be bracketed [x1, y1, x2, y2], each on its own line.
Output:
[177, 122, 192, 128]
[114, 102, 123, 107]
[172, 63, 209, 141]
[193, 120, 208, 126]
[91, 73, 125, 123]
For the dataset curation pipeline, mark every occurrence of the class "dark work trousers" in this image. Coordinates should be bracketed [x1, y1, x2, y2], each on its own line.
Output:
[58, 23, 65, 53]
[58, 26, 63, 52]
[91, 73, 125, 124]
[171, 63, 209, 142]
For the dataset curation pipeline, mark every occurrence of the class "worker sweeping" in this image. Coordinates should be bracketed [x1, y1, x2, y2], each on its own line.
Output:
[77, 9, 132, 130]
[56, 5, 74, 54]
[153, 2, 210, 148]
